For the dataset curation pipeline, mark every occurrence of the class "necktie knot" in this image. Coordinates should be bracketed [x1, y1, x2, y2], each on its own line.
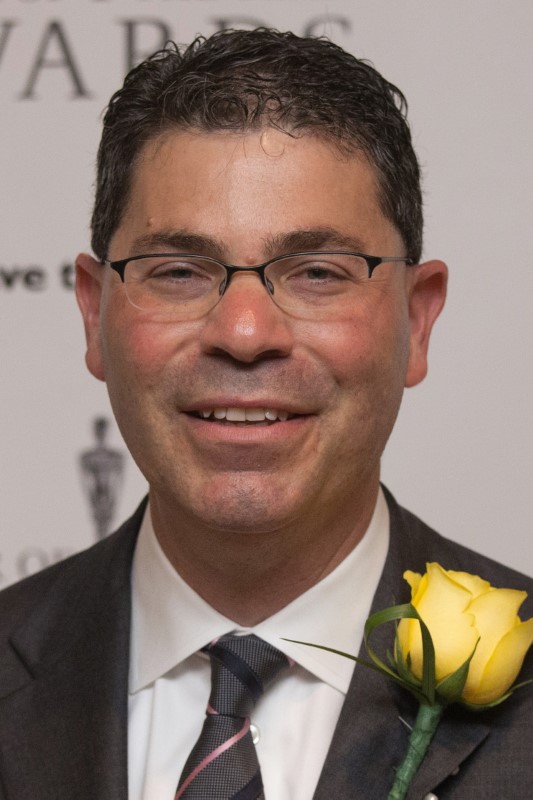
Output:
[203, 634, 290, 718]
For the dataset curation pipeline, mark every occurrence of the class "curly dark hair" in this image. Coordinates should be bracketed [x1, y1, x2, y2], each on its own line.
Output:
[91, 28, 423, 263]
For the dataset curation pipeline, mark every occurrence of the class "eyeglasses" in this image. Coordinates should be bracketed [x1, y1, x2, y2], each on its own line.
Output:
[104, 251, 413, 320]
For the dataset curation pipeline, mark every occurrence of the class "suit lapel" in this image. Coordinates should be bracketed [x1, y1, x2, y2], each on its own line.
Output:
[313, 488, 490, 799]
[0, 507, 142, 800]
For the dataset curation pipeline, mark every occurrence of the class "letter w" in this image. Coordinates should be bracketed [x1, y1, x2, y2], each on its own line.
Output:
[0, 21, 16, 68]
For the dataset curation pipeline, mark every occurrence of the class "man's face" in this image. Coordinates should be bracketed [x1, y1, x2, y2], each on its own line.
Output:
[77, 129, 445, 535]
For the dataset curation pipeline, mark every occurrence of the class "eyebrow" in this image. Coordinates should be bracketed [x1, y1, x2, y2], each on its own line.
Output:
[130, 231, 224, 258]
[266, 228, 368, 256]
[129, 226, 369, 262]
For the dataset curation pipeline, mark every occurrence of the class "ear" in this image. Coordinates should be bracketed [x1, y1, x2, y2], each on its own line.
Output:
[405, 259, 448, 388]
[75, 253, 106, 381]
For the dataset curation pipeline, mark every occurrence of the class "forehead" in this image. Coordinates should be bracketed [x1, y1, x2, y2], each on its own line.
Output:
[111, 128, 402, 258]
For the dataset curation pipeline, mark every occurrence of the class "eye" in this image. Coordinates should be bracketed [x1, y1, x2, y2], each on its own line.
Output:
[127, 256, 221, 301]
[299, 263, 349, 282]
[281, 258, 354, 289]
[147, 258, 212, 283]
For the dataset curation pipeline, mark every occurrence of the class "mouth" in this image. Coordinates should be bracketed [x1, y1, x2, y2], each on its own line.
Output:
[187, 407, 296, 426]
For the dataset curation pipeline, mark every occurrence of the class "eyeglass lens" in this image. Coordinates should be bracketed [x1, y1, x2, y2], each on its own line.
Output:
[121, 253, 384, 320]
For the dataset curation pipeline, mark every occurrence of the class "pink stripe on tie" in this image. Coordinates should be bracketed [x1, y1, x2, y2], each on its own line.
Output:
[174, 718, 251, 799]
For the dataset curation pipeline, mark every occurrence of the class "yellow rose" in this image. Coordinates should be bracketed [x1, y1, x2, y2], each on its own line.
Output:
[397, 562, 533, 705]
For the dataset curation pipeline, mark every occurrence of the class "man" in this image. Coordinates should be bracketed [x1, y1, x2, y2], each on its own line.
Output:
[0, 29, 531, 800]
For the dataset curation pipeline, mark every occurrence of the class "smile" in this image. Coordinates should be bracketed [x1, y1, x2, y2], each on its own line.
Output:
[191, 407, 292, 424]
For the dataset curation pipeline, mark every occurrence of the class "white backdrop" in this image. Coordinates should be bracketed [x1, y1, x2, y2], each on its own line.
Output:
[1, 0, 532, 587]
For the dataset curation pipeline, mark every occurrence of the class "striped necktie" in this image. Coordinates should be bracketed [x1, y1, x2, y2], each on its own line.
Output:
[175, 634, 291, 800]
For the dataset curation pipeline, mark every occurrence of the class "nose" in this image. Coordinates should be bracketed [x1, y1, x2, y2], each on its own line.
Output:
[199, 272, 294, 363]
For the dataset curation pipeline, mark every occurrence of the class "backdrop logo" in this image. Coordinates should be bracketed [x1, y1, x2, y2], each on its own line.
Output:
[0, 262, 74, 291]
[80, 416, 125, 540]
[0, 14, 352, 99]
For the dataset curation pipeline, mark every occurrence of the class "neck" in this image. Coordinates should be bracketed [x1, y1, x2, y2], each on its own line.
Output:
[150, 484, 379, 625]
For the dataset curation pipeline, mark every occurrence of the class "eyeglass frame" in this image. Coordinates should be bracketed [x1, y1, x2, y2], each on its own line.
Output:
[104, 250, 414, 298]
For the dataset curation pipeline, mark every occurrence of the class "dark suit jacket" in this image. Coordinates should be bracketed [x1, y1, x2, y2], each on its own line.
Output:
[0, 489, 532, 799]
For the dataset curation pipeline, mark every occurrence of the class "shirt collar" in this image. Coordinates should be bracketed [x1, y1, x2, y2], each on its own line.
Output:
[130, 489, 389, 696]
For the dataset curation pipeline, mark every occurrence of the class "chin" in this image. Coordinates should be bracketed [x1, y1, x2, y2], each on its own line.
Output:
[191, 480, 298, 534]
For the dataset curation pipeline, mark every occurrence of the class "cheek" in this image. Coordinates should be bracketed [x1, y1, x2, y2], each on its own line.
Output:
[301, 313, 404, 388]
[101, 308, 199, 392]
[303, 303, 412, 451]
[125, 325, 173, 381]
[98, 314, 199, 479]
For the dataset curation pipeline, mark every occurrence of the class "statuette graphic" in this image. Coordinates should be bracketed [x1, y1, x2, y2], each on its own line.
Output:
[80, 417, 124, 540]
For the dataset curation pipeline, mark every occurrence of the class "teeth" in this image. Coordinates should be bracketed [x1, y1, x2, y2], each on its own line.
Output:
[245, 408, 266, 421]
[197, 407, 291, 422]
[226, 408, 246, 422]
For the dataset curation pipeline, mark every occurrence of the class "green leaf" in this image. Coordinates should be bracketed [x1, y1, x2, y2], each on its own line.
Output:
[282, 636, 426, 701]
[460, 676, 533, 712]
[435, 653, 473, 704]
[364, 603, 437, 705]
[460, 692, 514, 712]
[282, 639, 375, 671]
[395, 643, 421, 689]
[285, 602, 438, 707]
[508, 676, 533, 693]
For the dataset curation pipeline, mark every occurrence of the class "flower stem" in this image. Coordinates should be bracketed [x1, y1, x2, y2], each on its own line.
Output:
[388, 702, 444, 800]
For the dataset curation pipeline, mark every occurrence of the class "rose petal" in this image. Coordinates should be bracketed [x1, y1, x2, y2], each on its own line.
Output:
[463, 618, 533, 704]
[397, 570, 425, 662]
[398, 568, 436, 673]
[463, 589, 528, 690]
[404, 563, 479, 680]
[445, 569, 491, 599]
[403, 570, 422, 596]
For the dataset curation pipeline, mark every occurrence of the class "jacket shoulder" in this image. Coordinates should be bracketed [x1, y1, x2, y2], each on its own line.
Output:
[0, 501, 145, 647]
[384, 485, 533, 614]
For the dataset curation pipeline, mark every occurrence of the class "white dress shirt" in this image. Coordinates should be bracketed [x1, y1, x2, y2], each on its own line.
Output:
[128, 489, 389, 800]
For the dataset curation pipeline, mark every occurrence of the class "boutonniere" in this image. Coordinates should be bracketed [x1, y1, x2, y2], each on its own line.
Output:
[288, 562, 533, 800]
